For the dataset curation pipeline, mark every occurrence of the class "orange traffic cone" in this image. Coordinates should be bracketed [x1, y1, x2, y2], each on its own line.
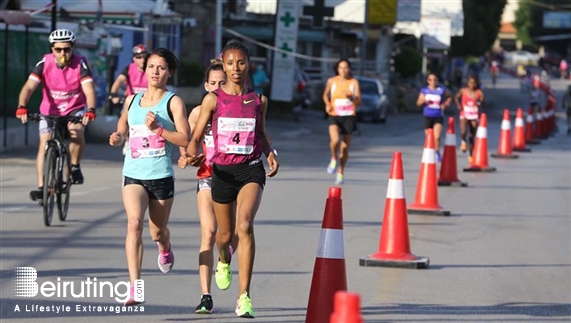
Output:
[492, 109, 519, 159]
[330, 291, 363, 323]
[513, 108, 531, 152]
[463, 113, 497, 172]
[359, 152, 429, 268]
[306, 187, 347, 323]
[438, 117, 467, 187]
[525, 107, 540, 145]
[408, 129, 451, 216]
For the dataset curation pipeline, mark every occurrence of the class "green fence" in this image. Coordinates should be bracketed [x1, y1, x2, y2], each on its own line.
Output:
[0, 28, 49, 116]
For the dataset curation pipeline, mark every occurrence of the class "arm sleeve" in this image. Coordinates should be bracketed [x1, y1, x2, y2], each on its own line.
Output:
[120, 65, 129, 77]
[29, 60, 45, 83]
[79, 58, 94, 84]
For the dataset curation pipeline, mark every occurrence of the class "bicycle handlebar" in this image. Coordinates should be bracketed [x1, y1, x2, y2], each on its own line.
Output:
[27, 113, 83, 124]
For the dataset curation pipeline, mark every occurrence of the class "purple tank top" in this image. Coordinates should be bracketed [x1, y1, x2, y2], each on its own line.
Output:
[211, 88, 263, 165]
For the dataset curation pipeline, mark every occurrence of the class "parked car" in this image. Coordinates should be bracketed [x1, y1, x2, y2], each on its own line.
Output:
[355, 76, 389, 123]
[505, 50, 540, 66]
[249, 57, 314, 108]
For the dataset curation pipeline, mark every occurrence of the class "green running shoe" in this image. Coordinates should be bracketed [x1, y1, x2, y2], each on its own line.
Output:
[235, 291, 255, 318]
[215, 261, 231, 290]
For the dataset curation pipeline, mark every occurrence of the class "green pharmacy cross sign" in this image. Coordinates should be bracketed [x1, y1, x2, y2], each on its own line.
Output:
[280, 11, 295, 27]
[280, 43, 292, 58]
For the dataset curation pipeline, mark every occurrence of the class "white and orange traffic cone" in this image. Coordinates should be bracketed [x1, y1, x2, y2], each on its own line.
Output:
[492, 109, 519, 159]
[513, 108, 531, 152]
[330, 291, 363, 323]
[525, 107, 540, 145]
[439, 117, 468, 187]
[464, 113, 497, 172]
[360, 152, 430, 268]
[408, 129, 451, 216]
[306, 187, 347, 323]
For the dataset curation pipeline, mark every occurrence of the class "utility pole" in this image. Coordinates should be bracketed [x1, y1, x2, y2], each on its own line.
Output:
[51, 0, 57, 31]
[360, 0, 369, 76]
[215, 0, 222, 56]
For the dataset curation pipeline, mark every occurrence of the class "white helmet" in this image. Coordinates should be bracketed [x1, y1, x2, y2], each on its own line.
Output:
[49, 29, 76, 44]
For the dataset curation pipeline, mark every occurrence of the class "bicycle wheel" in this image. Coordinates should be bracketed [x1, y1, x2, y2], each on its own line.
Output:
[43, 146, 57, 226]
[57, 148, 72, 222]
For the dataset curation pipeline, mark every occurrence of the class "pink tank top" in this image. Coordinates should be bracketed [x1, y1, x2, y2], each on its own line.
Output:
[461, 89, 481, 120]
[126, 63, 148, 96]
[211, 88, 263, 165]
[40, 54, 88, 115]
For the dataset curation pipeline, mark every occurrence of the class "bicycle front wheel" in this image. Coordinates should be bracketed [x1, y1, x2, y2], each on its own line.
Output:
[57, 148, 72, 221]
[43, 146, 57, 226]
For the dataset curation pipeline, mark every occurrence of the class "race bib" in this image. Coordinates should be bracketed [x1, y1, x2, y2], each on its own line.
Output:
[217, 117, 255, 154]
[129, 124, 166, 158]
[334, 98, 354, 116]
[425, 93, 441, 109]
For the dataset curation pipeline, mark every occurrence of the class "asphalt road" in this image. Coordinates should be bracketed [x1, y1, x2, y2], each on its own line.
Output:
[1, 72, 570, 322]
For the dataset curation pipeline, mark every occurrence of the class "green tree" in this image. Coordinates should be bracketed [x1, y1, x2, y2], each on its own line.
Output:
[514, 0, 571, 54]
[451, 0, 507, 57]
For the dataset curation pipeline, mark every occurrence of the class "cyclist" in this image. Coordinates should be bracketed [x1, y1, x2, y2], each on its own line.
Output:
[454, 75, 484, 163]
[15, 29, 97, 203]
[110, 44, 149, 155]
[490, 61, 499, 86]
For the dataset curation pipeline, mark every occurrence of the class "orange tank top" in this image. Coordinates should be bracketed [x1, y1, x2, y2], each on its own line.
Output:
[329, 76, 358, 116]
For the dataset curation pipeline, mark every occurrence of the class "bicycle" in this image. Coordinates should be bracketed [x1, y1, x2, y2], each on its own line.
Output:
[28, 113, 82, 226]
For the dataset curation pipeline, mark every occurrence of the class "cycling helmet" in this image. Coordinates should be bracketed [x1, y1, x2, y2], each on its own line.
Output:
[132, 44, 148, 55]
[49, 29, 76, 44]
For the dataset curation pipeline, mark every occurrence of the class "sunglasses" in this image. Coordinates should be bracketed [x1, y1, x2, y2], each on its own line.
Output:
[134, 55, 146, 59]
[53, 47, 72, 53]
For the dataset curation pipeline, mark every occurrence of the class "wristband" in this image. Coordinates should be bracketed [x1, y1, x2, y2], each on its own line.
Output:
[264, 148, 277, 157]
[157, 127, 164, 137]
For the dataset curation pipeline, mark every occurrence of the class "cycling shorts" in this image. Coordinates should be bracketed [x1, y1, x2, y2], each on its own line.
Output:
[211, 158, 266, 204]
[39, 108, 85, 135]
[123, 176, 174, 200]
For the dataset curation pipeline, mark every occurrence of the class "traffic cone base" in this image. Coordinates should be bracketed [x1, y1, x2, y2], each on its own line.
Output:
[408, 205, 451, 216]
[463, 165, 497, 172]
[491, 152, 520, 159]
[438, 179, 468, 187]
[513, 147, 531, 152]
[359, 254, 429, 269]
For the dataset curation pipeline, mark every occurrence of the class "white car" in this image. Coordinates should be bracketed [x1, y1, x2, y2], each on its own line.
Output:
[506, 51, 540, 66]
[355, 76, 389, 123]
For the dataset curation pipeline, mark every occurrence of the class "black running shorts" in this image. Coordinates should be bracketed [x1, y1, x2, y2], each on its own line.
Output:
[328, 116, 357, 135]
[424, 116, 444, 129]
[123, 176, 174, 200]
[211, 158, 266, 204]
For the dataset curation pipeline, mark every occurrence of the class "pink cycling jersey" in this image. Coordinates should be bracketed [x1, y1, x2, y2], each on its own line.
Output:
[37, 54, 92, 116]
[125, 63, 148, 96]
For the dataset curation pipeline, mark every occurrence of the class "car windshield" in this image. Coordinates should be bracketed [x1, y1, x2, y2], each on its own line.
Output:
[359, 80, 379, 94]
